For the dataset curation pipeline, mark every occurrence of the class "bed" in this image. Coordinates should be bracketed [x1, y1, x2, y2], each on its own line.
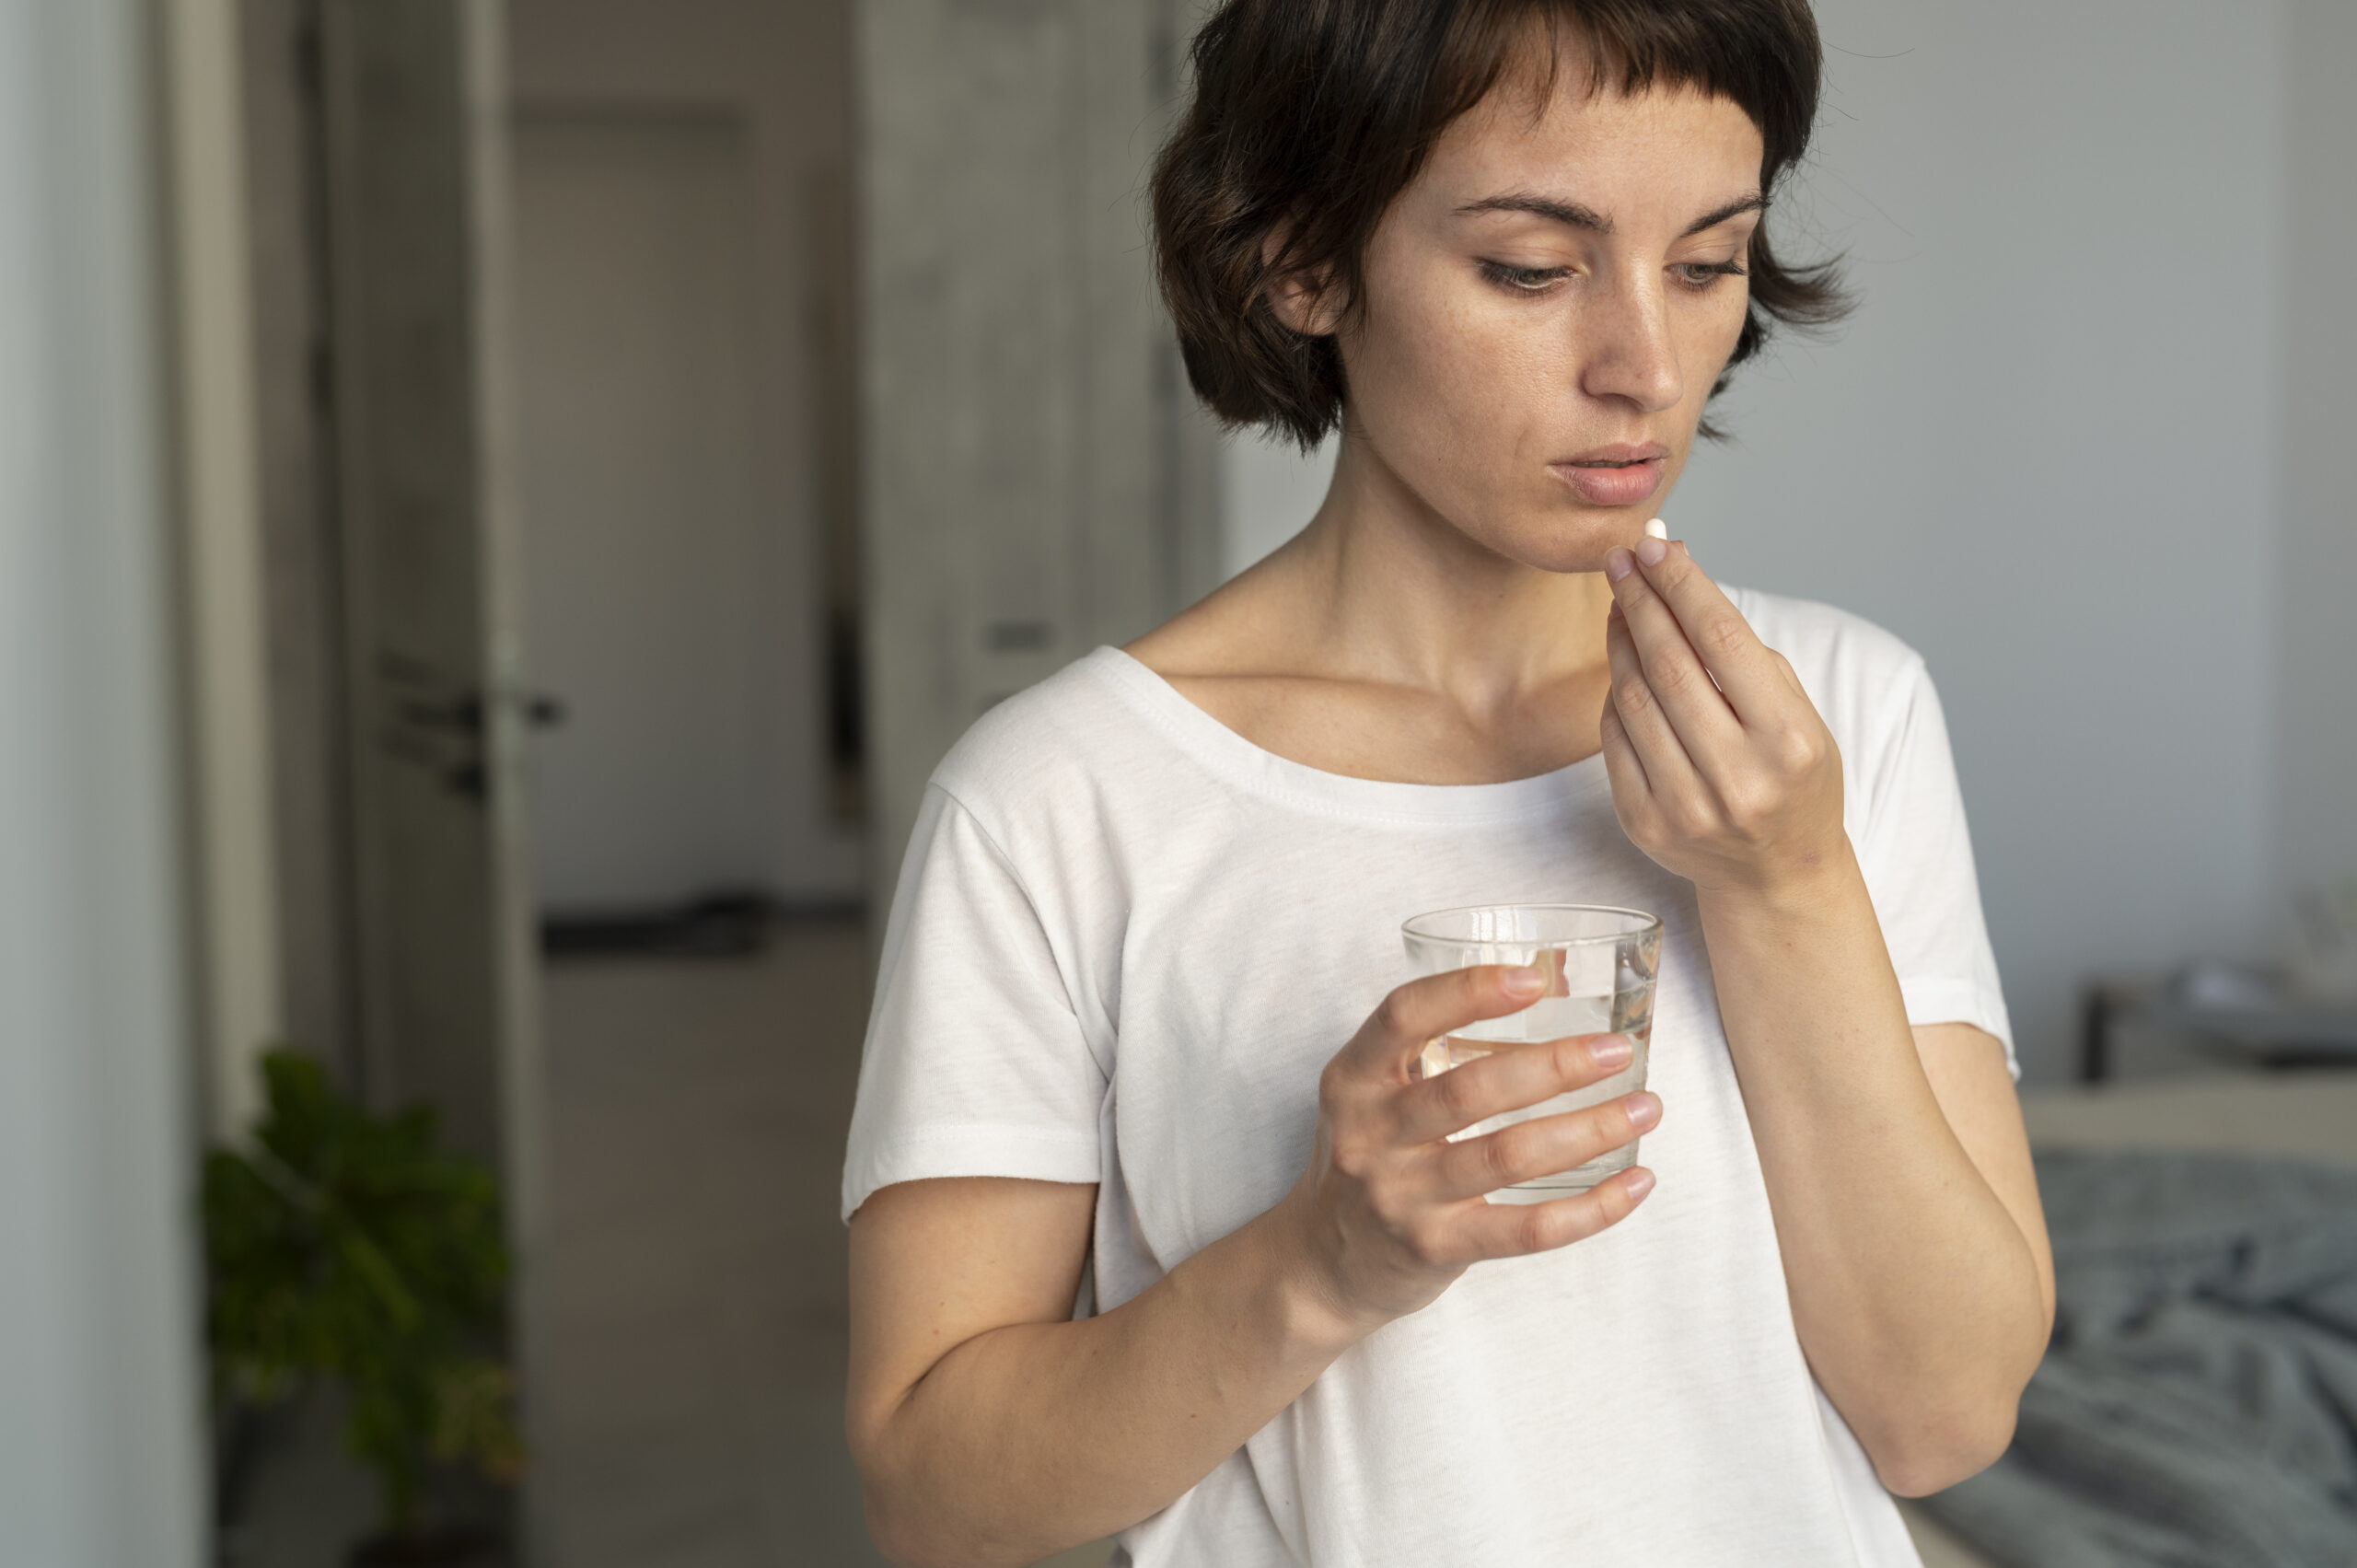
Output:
[1896, 1068, 2357, 1568]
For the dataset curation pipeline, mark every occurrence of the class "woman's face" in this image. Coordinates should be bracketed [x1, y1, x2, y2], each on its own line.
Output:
[1318, 67, 1765, 574]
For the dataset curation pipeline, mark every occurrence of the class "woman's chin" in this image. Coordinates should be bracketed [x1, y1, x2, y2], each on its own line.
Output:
[1475, 515, 1649, 576]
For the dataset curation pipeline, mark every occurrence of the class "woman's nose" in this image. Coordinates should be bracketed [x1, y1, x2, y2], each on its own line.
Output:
[1578, 279, 1684, 413]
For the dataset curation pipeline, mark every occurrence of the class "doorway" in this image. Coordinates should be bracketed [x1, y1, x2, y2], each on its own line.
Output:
[224, 0, 1199, 1559]
[505, 0, 875, 1559]
[512, 104, 860, 933]
[508, 0, 873, 1562]
[226, 0, 867, 1560]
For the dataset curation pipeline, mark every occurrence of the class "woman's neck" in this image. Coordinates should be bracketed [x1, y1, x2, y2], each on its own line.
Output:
[1255, 430, 1615, 703]
[1124, 428, 1621, 784]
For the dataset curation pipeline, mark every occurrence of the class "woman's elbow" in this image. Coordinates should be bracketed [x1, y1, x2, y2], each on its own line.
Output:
[851, 1443, 1026, 1568]
[847, 1416, 933, 1567]
[853, 1467, 969, 1568]
[1873, 1397, 2019, 1498]
[857, 1484, 923, 1568]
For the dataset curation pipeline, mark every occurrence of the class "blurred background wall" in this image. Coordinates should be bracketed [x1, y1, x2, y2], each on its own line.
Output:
[1230, 0, 2355, 1084]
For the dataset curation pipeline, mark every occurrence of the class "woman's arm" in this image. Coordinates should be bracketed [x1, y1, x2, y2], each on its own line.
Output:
[1596, 536, 2053, 1496]
[847, 1174, 1344, 1567]
[845, 965, 1658, 1568]
[1697, 873, 2054, 1494]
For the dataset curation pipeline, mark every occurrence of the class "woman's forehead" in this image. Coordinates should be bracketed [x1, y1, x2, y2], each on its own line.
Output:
[1422, 71, 1763, 211]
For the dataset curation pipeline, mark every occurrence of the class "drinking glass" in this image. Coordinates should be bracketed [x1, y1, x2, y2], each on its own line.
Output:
[1400, 904, 1663, 1202]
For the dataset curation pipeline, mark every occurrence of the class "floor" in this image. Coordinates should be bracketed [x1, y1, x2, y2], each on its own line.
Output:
[222, 1389, 394, 1566]
[530, 919, 888, 1567]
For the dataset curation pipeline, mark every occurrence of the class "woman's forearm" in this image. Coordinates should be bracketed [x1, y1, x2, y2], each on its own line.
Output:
[856, 1196, 1357, 1568]
[1696, 845, 2048, 1494]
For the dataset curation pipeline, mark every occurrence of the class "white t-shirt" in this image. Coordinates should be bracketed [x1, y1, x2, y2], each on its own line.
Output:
[842, 588, 2014, 1568]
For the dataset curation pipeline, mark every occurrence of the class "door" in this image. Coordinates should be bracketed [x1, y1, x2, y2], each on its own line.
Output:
[316, 0, 543, 1236]
[511, 110, 859, 915]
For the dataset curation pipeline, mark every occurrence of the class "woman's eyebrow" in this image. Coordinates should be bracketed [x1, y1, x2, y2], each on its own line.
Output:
[1457, 192, 1614, 232]
[1456, 191, 1766, 238]
[1679, 193, 1767, 237]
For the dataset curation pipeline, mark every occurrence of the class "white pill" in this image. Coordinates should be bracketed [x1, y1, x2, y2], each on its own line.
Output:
[1643, 517, 1669, 540]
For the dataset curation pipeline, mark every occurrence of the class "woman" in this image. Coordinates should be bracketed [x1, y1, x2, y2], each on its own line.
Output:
[842, 2, 2054, 1564]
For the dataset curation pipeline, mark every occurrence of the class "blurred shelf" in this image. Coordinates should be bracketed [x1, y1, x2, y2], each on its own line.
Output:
[2080, 963, 2357, 1083]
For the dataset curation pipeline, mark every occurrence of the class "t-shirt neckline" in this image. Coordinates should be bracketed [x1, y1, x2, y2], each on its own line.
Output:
[1084, 645, 1608, 829]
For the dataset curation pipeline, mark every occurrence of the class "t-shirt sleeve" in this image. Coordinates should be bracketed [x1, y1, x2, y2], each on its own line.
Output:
[1852, 658, 2020, 1081]
[840, 783, 1108, 1223]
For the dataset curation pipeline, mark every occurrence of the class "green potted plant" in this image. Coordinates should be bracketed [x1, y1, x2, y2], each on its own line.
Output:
[203, 1050, 523, 1565]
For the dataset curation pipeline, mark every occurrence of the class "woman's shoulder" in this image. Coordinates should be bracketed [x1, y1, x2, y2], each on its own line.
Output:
[928, 646, 1175, 827]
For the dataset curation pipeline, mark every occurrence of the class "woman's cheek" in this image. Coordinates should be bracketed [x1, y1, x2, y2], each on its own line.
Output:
[1691, 294, 1749, 390]
[1362, 309, 1509, 461]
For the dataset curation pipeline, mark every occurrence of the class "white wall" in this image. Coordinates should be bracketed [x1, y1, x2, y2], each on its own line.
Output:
[0, 0, 207, 1561]
[1675, 0, 2285, 1081]
[1221, 1, 2316, 1082]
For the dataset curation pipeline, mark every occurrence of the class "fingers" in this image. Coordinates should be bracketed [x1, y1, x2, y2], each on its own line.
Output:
[1338, 963, 1547, 1084]
[1424, 1090, 1661, 1204]
[1596, 690, 1653, 807]
[1603, 609, 1702, 800]
[1603, 545, 1743, 751]
[1449, 1166, 1656, 1261]
[1615, 539, 1784, 723]
[1392, 1031, 1635, 1144]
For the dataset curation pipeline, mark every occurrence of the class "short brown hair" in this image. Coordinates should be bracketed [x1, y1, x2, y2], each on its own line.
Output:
[1150, 0, 1849, 449]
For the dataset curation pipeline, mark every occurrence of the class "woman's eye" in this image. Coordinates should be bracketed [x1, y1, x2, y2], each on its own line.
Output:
[1479, 261, 1568, 294]
[1673, 260, 1747, 291]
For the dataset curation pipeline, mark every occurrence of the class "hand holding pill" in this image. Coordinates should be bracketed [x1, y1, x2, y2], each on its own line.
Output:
[1596, 522, 1847, 899]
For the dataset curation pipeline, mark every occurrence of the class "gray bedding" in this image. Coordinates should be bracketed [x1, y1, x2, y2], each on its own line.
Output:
[1918, 1148, 2357, 1568]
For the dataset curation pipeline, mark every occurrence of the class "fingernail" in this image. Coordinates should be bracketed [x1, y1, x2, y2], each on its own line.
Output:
[1503, 965, 1547, 998]
[1623, 1091, 1661, 1130]
[1635, 536, 1668, 568]
[1622, 1167, 1655, 1201]
[1589, 1034, 1633, 1069]
[1603, 547, 1634, 583]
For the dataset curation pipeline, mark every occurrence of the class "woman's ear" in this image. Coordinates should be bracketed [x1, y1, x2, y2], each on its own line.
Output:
[1260, 227, 1345, 337]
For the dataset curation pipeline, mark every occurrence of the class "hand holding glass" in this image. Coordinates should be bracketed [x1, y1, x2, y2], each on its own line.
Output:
[1402, 905, 1663, 1202]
